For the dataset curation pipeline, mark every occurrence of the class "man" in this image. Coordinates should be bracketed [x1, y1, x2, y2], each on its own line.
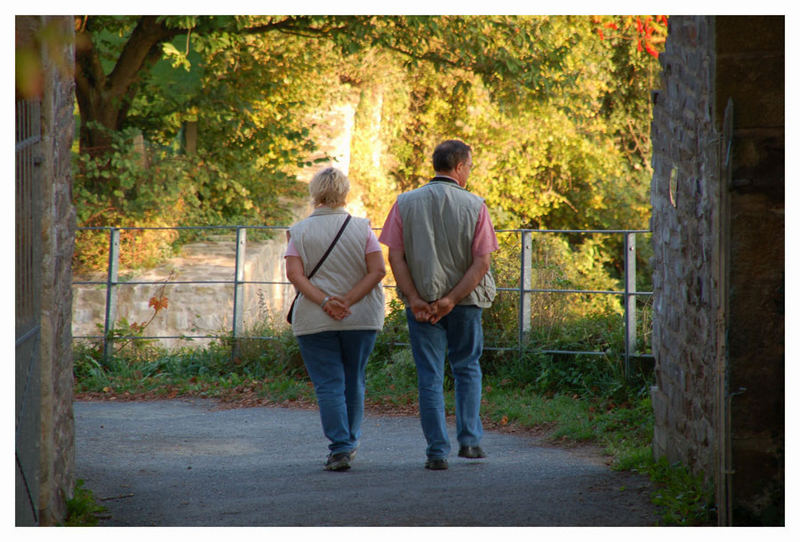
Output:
[379, 139, 497, 470]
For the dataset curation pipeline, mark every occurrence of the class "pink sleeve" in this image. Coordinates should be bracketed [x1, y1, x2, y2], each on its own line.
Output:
[377, 202, 404, 251]
[284, 238, 299, 258]
[472, 204, 499, 257]
[365, 229, 382, 254]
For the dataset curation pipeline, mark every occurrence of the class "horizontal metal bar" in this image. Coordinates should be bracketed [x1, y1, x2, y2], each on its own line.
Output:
[77, 225, 652, 235]
[495, 229, 652, 235]
[15, 325, 40, 348]
[74, 334, 227, 340]
[496, 287, 654, 296]
[485, 347, 607, 356]
[106, 280, 236, 286]
[533, 349, 608, 356]
[76, 225, 289, 232]
[75, 280, 296, 286]
[387, 340, 650, 357]
[15, 135, 41, 151]
[73, 335, 285, 341]
[73, 280, 653, 297]
[83, 280, 284, 286]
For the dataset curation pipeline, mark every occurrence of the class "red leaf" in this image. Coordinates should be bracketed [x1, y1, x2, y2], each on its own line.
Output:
[149, 296, 169, 312]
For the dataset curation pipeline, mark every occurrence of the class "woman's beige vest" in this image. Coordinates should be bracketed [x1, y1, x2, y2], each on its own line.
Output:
[396, 179, 496, 308]
[288, 207, 385, 336]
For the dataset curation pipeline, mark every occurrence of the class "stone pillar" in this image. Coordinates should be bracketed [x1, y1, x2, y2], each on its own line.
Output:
[26, 15, 77, 525]
[649, 15, 718, 482]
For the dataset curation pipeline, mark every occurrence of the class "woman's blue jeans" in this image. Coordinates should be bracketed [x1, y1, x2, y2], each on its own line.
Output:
[406, 305, 484, 459]
[296, 330, 377, 455]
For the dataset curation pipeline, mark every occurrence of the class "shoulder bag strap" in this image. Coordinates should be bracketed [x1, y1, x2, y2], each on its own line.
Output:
[306, 214, 351, 279]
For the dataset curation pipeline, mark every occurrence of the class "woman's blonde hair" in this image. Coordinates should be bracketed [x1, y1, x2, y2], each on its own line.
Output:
[309, 167, 350, 207]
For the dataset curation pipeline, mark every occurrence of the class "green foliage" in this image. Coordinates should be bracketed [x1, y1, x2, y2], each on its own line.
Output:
[64, 479, 107, 526]
[645, 457, 716, 525]
[365, 348, 419, 406]
[73, 334, 315, 403]
[72, 123, 304, 272]
[235, 328, 307, 381]
[74, 15, 664, 281]
[370, 298, 410, 359]
[344, 15, 663, 283]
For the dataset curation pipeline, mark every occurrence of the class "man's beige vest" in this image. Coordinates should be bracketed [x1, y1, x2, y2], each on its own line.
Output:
[288, 207, 385, 336]
[397, 178, 496, 308]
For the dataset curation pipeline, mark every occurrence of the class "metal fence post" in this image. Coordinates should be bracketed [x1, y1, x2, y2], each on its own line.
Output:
[102, 228, 120, 362]
[623, 232, 637, 379]
[518, 230, 532, 357]
[232, 227, 246, 361]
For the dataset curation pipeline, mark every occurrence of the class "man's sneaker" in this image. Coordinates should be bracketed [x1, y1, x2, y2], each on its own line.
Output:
[424, 457, 449, 470]
[324, 452, 351, 471]
[458, 445, 487, 459]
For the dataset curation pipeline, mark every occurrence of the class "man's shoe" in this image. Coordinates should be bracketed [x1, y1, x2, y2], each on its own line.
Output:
[458, 445, 487, 459]
[324, 452, 351, 471]
[424, 458, 449, 470]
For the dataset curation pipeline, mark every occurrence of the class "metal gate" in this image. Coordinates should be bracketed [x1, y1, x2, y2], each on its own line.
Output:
[16, 98, 42, 526]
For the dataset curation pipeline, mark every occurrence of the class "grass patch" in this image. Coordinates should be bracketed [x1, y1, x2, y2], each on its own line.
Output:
[645, 457, 717, 525]
[73, 339, 316, 405]
[63, 479, 107, 526]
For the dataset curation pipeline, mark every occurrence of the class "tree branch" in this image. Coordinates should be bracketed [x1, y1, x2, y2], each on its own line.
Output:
[74, 20, 106, 102]
[237, 16, 345, 36]
[106, 16, 180, 98]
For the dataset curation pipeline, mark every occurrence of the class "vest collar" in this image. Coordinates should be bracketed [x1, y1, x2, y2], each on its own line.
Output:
[429, 176, 465, 189]
[309, 206, 350, 218]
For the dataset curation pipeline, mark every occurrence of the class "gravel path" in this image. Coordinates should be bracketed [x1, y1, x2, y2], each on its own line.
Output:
[74, 399, 658, 526]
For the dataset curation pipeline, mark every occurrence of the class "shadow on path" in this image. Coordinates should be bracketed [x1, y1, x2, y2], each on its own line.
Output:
[75, 399, 658, 526]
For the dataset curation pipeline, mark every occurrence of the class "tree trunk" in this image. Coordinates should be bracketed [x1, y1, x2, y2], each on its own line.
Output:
[74, 16, 178, 158]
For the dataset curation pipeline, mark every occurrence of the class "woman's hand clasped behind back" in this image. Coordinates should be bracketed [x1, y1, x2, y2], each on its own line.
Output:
[323, 296, 351, 320]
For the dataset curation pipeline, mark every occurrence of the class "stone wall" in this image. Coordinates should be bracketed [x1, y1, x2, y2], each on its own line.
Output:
[73, 234, 296, 350]
[649, 16, 784, 525]
[649, 15, 719, 480]
[18, 15, 77, 525]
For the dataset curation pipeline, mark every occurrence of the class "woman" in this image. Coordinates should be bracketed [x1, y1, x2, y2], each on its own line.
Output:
[285, 167, 385, 471]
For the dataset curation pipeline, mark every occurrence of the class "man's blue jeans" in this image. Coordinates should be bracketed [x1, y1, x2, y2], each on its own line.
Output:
[406, 305, 484, 459]
[296, 330, 377, 455]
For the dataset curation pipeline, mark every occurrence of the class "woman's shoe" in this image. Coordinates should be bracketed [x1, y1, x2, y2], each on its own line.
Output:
[324, 452, 351, 471]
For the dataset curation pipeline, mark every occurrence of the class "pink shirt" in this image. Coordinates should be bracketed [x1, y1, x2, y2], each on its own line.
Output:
[378, 201, 499, 257]
[284, 228, 382, 258]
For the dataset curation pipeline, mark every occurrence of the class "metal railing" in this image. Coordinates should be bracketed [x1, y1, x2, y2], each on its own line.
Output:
[16, 98, 42, 526]
[73, 225, 653, 377]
